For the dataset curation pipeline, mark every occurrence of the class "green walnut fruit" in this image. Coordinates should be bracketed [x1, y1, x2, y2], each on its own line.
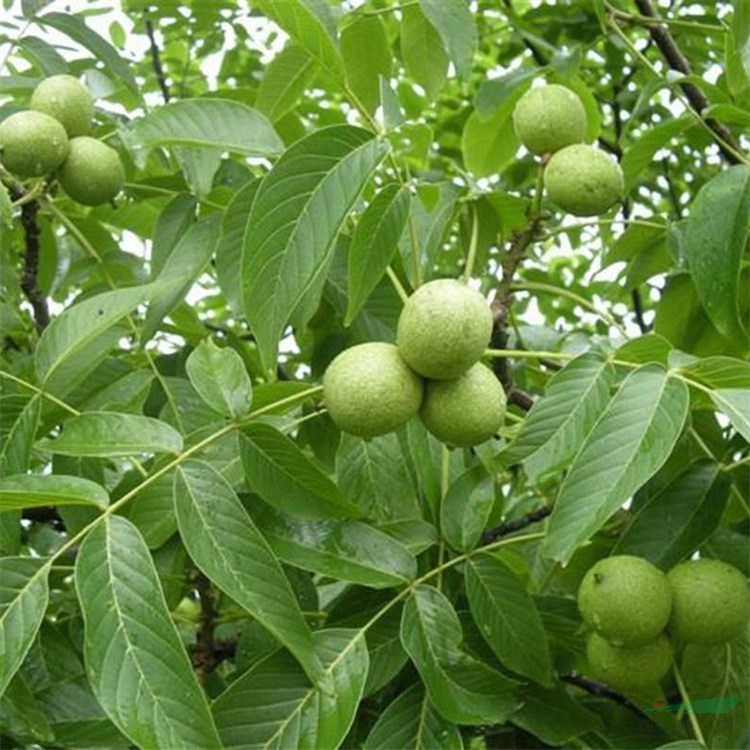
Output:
[57, 137, 125, 206]
[30, 74, 95, 137]
[578, 555, 672, 646]
[667, 559, 749, 644]
[544, 144, 624, 216]
[512, 84, 587, 156]
[420, 363, 505, 447]
[587, 633, 673, 693]
[0, 110, 69, 178]
[397, 279, 492, 380]
[323, 342, 423, 438]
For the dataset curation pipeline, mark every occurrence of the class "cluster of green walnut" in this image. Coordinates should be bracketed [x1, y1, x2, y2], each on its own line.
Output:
[323, 279, 504, 446]
[0, 74, 124, 206]
[513, 82, 624, 216]
[579, 555, 749, 692]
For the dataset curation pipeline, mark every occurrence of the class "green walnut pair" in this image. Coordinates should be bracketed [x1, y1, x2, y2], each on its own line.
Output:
[512, 83, 624, 217]
[0, 74, 124, 205]
[323, 279, 505, 446]
[578, 554, 749, 692]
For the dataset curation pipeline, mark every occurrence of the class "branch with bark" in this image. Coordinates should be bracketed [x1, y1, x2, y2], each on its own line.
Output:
[481, 504, 552, 545]
[619, 0, 743, 165]
[145, 17, 171, 103]
[560, 671, 650, 720]
[19, 198, 50, 332]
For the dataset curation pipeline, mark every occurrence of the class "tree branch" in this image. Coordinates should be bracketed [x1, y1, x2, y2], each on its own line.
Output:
[560, 671, 650, 720]
[629, 0, 743, 165]
[481, 504, 551, 545]
[191, 573, 220, 681]
[145, 18, 171, 103]
[19, 199, 50, 332]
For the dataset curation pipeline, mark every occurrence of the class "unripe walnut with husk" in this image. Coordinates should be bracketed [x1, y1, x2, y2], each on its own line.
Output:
[57, 137, 125, 206]
[420, 363, 506, 447]
[323, 342, 423, 438]
[397, 279, 492, 380]
[586, 633, 673, 693]
[0, 110, 69, 178]
[578, 555, 672, 646]
[667, 559, 749, 644]
[512, 83, 587, 156]
[544, 144, 624, 216]
[31, 74, 95, 137]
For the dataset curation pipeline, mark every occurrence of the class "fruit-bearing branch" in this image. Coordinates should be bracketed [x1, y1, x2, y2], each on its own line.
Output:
[17, 192, 50, 331]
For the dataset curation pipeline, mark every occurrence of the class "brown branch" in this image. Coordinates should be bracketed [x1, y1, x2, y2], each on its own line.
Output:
[145, 18, 171, 103]
[560, 671, 650, 720]
[19, 200, 50, 332]
[508, 387, 534, 411]
[481, 504, 551, 545]
[630, 0, 742, 165]
[501, 0, 547, 66]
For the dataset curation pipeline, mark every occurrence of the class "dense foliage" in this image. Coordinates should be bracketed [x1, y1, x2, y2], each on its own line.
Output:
[0, 1, 749, 748]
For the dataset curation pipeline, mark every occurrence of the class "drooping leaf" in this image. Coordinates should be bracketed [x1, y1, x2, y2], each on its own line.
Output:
[0, 474, 108, 512]
[240, 422, 362, 519]
[621, 116, 693, 193]
[0, 672, 55, 744]
[240, 125, 388, 370]
[251, 504, 417, 588]
[0, 395, 41, 475]
[711, 388, 750, 442]
[75, 516, 221, 749]
[462, 102, 520, 178]
[466, 553, 553, 686]
[38, 412, 183, 457]
[684, 165, 750, 344]
[212, 629, 368, 749]
[215, 178, 260, 315]
[336, 431, 421, 521]
[255, 42, 319, 122]
[143, 213, 222, 341]
[34, 283, 164, 394]
[363, 683, 463, 749]
[254, 0, 344, 78]
[682, 631, 749, 747]
[0, 557, 49, 695]
[346, 184, 410, 325]
[400, 585, 519, 725]
[38, 12, 140, 96]
[512, 684, 604, 745]
[341, 14, 392, 115]
[440, 464, 495, 552]
[400, 4, 449, 101]
[185, 339, 252, 418]
[544, 366, 690, 562]
[418, 0, 476, 80]
[150, 194, 197, 278]
[124, 99, 283, 156]
[505, 352, 616, 481]
[614, 460, 730, 569]
[173, 460, 322, 682]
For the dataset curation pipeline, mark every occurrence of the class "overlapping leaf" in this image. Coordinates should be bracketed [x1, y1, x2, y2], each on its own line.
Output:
[212, 629, 368, 749]
[241, 125, 388, 370]
[0, 557, 49, 695]
[363, 684, 463, 749]
[465, 553, 553, 686]
[251, 504, 417, 588]
[0, 474, 108, 512]
[505, 352, 615, 480]
[174, 460, 322, 682]
[440, 464, 495, 552]
[544, 365, 689, 562]
[75, 516, 221, 749]
[401, 585, 518, 725]
[241, 422, 362, 519]
[38, 412, 183, 457]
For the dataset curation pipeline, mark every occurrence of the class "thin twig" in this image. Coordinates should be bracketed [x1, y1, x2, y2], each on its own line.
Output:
[145, 18, 171, 103]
